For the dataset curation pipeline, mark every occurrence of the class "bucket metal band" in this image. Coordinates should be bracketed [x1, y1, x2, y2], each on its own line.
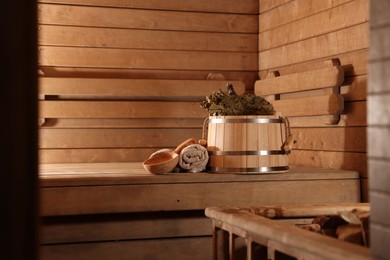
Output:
[209, 118, 283, 124]
[208, 150, 287, 156]
[208, 166, 289, 173]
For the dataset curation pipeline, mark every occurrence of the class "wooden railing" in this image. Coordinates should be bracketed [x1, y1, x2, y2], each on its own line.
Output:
[205, 204, 370, 260]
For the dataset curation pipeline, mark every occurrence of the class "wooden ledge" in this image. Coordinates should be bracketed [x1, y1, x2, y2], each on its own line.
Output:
[39, 163, 361, 217]
[39, 162, 359, 187]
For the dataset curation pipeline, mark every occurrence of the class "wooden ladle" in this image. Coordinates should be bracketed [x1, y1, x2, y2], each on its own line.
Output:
[142, 138, 196, 174]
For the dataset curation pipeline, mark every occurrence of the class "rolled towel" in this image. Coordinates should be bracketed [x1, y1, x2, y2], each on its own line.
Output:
[178, 144, 209, 173]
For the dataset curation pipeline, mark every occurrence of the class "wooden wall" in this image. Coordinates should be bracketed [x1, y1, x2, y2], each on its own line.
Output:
[368, 0, 390, 258]
[37, 0, 259, 163]
[258, 0, 369, 199]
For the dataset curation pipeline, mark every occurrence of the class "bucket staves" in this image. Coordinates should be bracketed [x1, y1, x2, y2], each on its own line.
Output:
[206, 114, 290, 174]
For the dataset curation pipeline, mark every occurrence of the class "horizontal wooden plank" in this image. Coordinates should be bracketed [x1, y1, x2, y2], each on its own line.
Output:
[39, 25, 258, 52]
[40, 179, 360, 216]
[259, 0, 368, 51]
[259, 23, 369, 70]
[255, 65, 344, 96]
[259, 49, 368, 79]
[287, 101, 366, 127]
[39, 46, 258, 71]
[39, 78, 245, 98]
[38, 163, 360, 186]
[292, 127, 366, 152]
[259, 0, 352, 32]
[41, 211, 211, 244]
[39, 128, 202, 148]
[38, 3, 258, 33]
[39, 148, 157, 163]
[39, 101, 208, 119]
[38, 0, 259, 14]
[272, 94, 344, 117]
[289, 150, 367, 178]
[40, 118, 205, 129]
[259, 0, 292, 14]
[41, 236, 211, 260]
[39, 67, 258, 90]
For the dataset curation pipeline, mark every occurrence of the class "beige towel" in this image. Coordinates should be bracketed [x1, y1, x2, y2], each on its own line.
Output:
[178, 144, 209, 173]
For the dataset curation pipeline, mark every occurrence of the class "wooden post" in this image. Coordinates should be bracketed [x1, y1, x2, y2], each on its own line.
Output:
[0, 1, 39, 260]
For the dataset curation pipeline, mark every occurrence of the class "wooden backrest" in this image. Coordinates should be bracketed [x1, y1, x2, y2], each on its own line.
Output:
[255, 59, 345, 120]
[38, 78, 245, 163]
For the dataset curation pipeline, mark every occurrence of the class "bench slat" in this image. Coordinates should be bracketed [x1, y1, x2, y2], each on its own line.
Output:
[39, 100, 207, 119]
[255, 65, 344, 96]
[39, 78, 245, 98]
[272, 94, 344, 117]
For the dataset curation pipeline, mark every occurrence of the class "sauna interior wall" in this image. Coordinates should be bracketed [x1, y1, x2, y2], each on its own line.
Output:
[258, 0, 369, 199]
[37, 0, 259, 163]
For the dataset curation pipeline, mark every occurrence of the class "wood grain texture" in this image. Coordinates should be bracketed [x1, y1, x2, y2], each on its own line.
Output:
[272, 94, 344, 117]
[39, 148, 158, 163]
[259, 49, 368, 79]
[40, 179, 360, 216]
[255, 65, 344, 96]
[39, 78, 245, 98]
[39, 128, 202, 148]
[259, 0, 353, 32]
[41, 236, 211, 260]
[41, 211, 211, 244]
[259, 0, 368, 51]
[259, 23, 369, 70]
[292, 127, 366, 152]
[206, 207, 370, 260]
[39, 46, 258, 71]
[39, 163, 361, 216]
[38, 0, 259, 14]
[39, 101, 207, 119]
[38, 3, 258, 33]
[289, 150, 367, 178]
[39, 25, 258, 52]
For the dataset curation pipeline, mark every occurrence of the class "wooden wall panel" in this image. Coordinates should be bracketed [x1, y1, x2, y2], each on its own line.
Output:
[38, 0, 259, 14]
[258, 0, 369, 197]
[38, 1, 258, 163]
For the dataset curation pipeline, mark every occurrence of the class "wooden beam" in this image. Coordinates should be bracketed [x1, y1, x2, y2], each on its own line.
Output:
[39, 78, 245, 98]
[39, 46, 258, 71]
[38, 0, 259, 14]
[255, 66, 344, 96]
[39, 101, 208, 119]
[38, 3, 258, 33]
[39, 25, 258, 52]
[272, 94, 344, 117]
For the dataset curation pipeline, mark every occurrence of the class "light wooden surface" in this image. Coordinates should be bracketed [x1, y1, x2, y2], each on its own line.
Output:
[258, 0, 369, 200]
[41, 236, 212, 260]
[38, 0, 259, 14]
[39, 163, 361, 216]
[207, 115, 288, 173]
[39, 78, 245, 99]
[206, 206, 370, 260]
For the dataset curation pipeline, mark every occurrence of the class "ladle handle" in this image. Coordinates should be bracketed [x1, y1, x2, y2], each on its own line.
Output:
[174, 138, 196, 154]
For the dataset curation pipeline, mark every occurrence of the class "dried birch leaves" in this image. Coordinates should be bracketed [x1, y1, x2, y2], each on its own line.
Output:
[200, 83, 274, 116]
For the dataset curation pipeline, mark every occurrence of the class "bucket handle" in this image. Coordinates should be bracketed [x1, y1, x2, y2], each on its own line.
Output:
[280, 116, 294, 154]
[199, 117, 209, 147]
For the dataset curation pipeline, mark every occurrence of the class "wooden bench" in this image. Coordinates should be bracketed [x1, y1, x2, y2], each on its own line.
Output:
[39, 163, 361, 260]
[38, 75, 363, 259]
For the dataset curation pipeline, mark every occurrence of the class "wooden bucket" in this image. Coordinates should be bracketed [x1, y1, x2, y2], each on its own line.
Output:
[206, 114, 290, 174]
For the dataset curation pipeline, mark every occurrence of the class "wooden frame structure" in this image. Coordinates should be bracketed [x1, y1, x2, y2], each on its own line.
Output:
[205, 204, 371, 260]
